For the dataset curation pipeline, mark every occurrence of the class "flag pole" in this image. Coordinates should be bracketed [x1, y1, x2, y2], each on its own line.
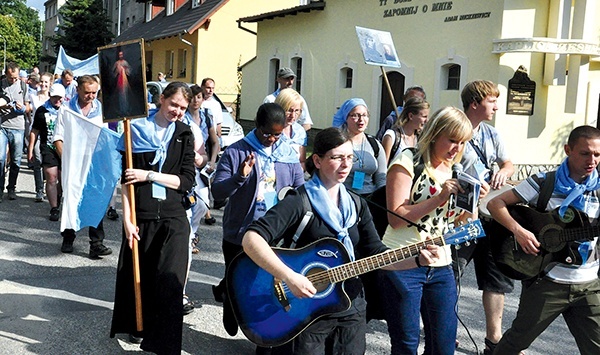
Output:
[124, 117, 143, 331]
[380, 66, 401, 119]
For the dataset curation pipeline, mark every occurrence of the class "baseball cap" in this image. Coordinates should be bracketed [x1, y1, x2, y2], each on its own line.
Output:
[277, 67, 296, 79]
[49, 83, 66, 98]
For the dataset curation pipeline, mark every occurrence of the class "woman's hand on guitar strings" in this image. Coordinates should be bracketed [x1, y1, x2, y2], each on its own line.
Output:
[419, 244, 440, 266]
[284, 272, 317, 299]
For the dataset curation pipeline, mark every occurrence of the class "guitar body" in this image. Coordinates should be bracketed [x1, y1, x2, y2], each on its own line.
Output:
[226, 238, 352, 347]
[490, 205, 590, 280]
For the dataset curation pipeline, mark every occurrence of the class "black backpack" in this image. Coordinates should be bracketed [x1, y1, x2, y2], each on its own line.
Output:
[367, 147, 424, 238]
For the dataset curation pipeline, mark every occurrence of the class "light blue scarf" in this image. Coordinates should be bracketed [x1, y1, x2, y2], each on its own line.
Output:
[304, 173, 358, 260]
[117, 108, 176, 172]
[42, 99, 60, 115]
[554, 158, 600, 217]
[332, 98, 368, 128]
[243, 128, 299, 164]
[68, 94, 102, 118]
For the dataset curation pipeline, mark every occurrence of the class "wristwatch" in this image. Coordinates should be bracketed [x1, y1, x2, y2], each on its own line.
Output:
[147, 171, 156, 182]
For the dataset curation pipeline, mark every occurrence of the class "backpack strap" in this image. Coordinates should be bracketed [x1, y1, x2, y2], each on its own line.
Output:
[20, 80, 28, 101]
[289, 186, 313, 249]
[535, 171, 556, 212]
[389, 128, 402, 163]
[366, 134, 380, 159]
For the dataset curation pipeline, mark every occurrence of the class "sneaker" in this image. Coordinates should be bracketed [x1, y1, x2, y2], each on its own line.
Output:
[35, 191, 44, 202]
[204, 216, 216, 225]
[128, 334, 143, 344]
[61, 236, 74, 253]
[183, 295, 195, 315]
[7, 189, 16, 200]
[89, 243, 113, 259]
[106, 207, 119, 220]
[49, 207, 60, 221]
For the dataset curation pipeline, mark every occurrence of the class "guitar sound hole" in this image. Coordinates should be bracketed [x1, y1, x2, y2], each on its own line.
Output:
[539, 226, 565, 252]
[306, 267, 329, 292]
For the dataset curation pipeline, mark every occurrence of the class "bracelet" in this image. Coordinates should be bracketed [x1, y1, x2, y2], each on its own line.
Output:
[415, 255, 423, 268]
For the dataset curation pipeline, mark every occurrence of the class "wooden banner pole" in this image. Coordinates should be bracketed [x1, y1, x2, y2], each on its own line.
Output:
[380, 66, 401, 120]
[124, 118, 143, 331]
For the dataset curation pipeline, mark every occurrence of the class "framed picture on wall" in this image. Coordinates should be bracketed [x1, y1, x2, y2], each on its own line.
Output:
[98, 39, 148, 122]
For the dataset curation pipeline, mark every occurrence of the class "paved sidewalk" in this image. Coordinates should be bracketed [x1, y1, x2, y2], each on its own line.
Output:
[0, 165, 579, 354]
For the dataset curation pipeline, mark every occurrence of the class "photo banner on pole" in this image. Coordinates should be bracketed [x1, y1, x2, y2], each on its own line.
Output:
[356, 26, 401, 68]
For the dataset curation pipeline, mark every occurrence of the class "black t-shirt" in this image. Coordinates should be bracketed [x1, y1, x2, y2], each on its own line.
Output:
[32, 104, 59, 146]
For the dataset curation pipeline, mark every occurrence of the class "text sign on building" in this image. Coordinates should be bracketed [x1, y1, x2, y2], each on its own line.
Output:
[507, 66, 536, 116]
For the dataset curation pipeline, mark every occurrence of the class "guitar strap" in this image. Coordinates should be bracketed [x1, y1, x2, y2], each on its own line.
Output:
[289, 185, 362, 249]
[535, 171, 556, 212]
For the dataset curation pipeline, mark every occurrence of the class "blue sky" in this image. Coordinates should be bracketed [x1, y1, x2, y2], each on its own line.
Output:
[27, 0, 46, 20]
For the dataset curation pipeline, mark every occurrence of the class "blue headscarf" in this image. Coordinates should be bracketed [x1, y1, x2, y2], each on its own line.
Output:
[117, 108, 176, 172]
[554, 158, 600, 217]
[304, 173, 358, 260]
[332, 98, 368, 128]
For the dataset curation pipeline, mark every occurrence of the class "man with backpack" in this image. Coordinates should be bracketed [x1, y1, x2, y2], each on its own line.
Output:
[487, 125, 600, 354]
[0, 62, 30, 202]
[456, 80, 515, 354]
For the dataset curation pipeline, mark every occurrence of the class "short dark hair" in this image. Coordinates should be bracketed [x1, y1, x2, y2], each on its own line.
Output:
[255, 103, 285, 129]
[306, 127, 350, 176]
[6, 62, 19, 74]
[62, 69, 74, 78]
[201, 78, 214, 87]
[190, 84, 202, 96]
[404, 86, 426, 101]
[568, 126, 600, 148]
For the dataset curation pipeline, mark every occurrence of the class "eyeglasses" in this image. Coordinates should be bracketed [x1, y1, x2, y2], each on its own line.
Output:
[325, 154, 358, 164]
[349, 113, 369, 121]
[258, 128, 282, 139]
[287, 108, 302, 116]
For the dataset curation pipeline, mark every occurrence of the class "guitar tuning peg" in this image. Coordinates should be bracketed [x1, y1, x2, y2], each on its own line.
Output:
[455, 244, 462, 250]
[467, 217, 473, 223]
[464, 241, 471, 247]
[448, 223, 455, 230]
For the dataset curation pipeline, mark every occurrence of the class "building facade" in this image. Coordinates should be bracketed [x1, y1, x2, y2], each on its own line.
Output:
[239, 0, 600, 165]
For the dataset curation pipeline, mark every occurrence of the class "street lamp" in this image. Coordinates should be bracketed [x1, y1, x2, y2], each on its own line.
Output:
[0, 34, 6, 74]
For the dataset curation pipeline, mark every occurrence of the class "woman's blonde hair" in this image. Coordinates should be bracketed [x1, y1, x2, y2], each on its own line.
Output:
[417, 106, 472, 166]
[274, 88, 302, 112]
[393, 97, 430, 130]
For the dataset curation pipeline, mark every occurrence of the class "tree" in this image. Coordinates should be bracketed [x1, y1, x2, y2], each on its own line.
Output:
[0, 0, 42, 69]
[53, 0, 114, 60]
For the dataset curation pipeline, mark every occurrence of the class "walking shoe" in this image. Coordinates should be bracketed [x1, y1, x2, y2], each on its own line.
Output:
[35, 190, 44, 202]
[128, 334, 143, 344]
[183, 295, 195, 315]
[89, 244, 113, 259]
[204, 216, 216, 225]
[61, 236, 75, 253]
[7, 189, 16, 200]
[106, 207, 119, 220]
[49, 207, 60, 221]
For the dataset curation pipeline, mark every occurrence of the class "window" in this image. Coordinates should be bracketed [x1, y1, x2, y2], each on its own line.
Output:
[343, 67, 353, 88]
[270, 58, 280, 92]
[446, 64, 461, 90]
[292, 57, 303, 93]
[166, 51, 175, 78]
[145, 2, 152, 22]
[178, 49, 187, 78]
[166, 0, 174, 16]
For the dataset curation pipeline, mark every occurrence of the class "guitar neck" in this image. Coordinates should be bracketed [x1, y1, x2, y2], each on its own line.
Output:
[312, 236, 445, 284]
[562, 225, 600, 243]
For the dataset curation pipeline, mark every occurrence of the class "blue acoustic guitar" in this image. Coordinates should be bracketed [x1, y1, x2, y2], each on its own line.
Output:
[226, 220, 485, 347]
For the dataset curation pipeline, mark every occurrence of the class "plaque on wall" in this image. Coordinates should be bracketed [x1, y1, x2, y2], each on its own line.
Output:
[507, 65, 535, 116]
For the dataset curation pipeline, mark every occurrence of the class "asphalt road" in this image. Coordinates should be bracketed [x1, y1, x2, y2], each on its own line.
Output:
[0, 163, 580, 354]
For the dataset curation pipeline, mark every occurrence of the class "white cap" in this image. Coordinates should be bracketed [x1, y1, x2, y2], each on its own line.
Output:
[49, 83, 66, 98]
